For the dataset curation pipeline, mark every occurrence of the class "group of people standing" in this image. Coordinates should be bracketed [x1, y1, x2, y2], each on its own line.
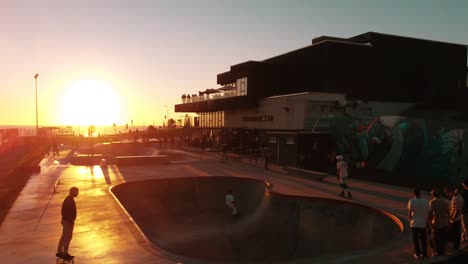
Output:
[408, 179, 468, 259]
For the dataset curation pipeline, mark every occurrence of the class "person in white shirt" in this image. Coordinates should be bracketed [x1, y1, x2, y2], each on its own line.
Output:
[225, 190, 239, 218]
[450, 186, 464, 250]
[336, 155, 352, 198]
[408, 188, 431, 259]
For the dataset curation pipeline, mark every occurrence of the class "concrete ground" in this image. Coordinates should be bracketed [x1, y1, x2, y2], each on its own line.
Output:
[0, 147, 466, 263]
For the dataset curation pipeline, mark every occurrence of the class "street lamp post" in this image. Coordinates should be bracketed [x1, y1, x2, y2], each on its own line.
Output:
[164, 105, 168, 127]
[34, 73, 39, 136]
[164, 105, 169, 119]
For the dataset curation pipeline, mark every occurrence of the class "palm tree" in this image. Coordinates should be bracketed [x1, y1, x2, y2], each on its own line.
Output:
[167, 118, 176, 128]
[147, 125, 157, 138]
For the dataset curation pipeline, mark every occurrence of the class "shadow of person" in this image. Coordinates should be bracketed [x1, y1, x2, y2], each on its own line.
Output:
[100, 159, 111, 185]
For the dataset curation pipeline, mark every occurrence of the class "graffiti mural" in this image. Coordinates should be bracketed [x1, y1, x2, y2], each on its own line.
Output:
[330, 117, 465, 183]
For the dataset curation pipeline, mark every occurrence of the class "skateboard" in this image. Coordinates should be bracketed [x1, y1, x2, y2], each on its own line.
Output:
[56, 256, 74, 264]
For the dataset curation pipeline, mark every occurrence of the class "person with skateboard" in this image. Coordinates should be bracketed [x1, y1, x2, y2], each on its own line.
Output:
[56, 187, 79, 261]
[336, 155, 352, 198]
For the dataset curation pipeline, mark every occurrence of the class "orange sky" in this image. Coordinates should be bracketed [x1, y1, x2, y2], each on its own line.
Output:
[1, 0, 467, 127]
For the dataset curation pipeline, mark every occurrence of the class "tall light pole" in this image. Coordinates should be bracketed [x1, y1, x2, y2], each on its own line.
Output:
[164, 105, 168, 127]
[164, 105, 169, 119]
[34, 73, 39, 136]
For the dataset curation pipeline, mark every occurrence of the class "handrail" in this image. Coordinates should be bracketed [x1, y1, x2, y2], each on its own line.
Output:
[52, 177, 61, 194]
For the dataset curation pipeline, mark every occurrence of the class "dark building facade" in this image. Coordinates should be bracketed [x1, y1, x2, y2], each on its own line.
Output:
[175, 32, 467, 171]
[177, 32, 467, 113]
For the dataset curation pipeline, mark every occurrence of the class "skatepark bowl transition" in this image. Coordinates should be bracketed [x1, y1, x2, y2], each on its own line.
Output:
[111, 176, 403, 263]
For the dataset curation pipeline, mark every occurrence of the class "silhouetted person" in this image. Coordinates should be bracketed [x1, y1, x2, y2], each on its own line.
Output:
[460, 179, 468, 242]
[221, 145, 228, 162]
[336, 155, 351, 198]
[443, 186, 454, 200]
[72, 136, 79, 151]
[428, 189, 450, 256]
[263, 146, 270, 169]
[89, 137, 95, 156]
[51, 136, 59, 156]
[408, 188, 431, 259]
[57, 187, 79, 261]
[298, 153, 305, 168]
[201, 136, 207, 150]
[450, 186, 463, 250]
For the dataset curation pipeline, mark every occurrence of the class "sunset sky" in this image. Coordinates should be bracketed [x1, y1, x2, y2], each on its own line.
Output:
[2, 0, 467, 127]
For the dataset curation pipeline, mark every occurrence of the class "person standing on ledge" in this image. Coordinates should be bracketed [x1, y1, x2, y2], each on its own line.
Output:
[408, 188, 431, 260]
[56, 187, 79, 261]
[336, 155, 351, 198]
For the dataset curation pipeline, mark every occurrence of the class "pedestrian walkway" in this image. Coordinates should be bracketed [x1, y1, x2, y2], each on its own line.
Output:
[0, 147, 466, 263]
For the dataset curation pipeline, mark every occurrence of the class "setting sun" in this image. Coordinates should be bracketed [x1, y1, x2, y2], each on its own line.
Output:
[58, 79, 126, 126]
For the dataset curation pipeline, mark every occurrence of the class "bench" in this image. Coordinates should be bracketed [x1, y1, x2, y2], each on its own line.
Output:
[286, 167, 328, 181]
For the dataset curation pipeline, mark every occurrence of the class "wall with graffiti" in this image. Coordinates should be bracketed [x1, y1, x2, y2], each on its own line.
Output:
[329, 117, 466, 184]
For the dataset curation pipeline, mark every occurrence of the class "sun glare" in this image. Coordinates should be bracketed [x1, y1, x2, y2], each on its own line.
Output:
[58, 79, 126, 126]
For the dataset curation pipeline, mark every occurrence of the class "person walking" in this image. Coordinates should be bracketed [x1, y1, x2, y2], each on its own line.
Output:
[336, 155, 352, 198]
[51, 136, 59, 156]
[460, 179, 468, 243]
[221, 145, 228, 162]
[263, 146, 270, 170]
[56, 187, 79, 261]
[428, 189, 451, 256]
[450, 186, 464, 250]
[408, 187, 431, 259]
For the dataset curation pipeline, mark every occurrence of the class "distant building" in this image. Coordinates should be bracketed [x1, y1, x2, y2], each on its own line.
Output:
[175, 32, 467, 170]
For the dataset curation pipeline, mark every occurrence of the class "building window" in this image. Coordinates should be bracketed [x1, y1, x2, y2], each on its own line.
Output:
[218, 111, 224, 127]
[236, 77, 248, 96]
[198, 111, 224, 128]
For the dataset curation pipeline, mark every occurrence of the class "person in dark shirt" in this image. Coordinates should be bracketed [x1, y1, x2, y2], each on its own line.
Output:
[263, 146, 270, 170]
[56, 187, 79, 260]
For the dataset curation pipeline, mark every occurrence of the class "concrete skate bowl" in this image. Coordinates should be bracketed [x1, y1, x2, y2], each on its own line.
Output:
[111, 177, 403, 263]
[70, 142, 170, 166]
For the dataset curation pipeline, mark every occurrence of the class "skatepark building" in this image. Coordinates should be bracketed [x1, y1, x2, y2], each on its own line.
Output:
[175, 32, 467, 170]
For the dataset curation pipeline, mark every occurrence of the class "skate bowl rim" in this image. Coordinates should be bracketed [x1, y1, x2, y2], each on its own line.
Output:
[109, 176, 404, 263]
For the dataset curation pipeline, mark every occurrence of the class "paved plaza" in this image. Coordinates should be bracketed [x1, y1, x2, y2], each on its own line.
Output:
[0, 147, 465, 263]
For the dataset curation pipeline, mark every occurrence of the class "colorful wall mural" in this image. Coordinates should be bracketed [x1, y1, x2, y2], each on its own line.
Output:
[329, 117, 466, 184]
